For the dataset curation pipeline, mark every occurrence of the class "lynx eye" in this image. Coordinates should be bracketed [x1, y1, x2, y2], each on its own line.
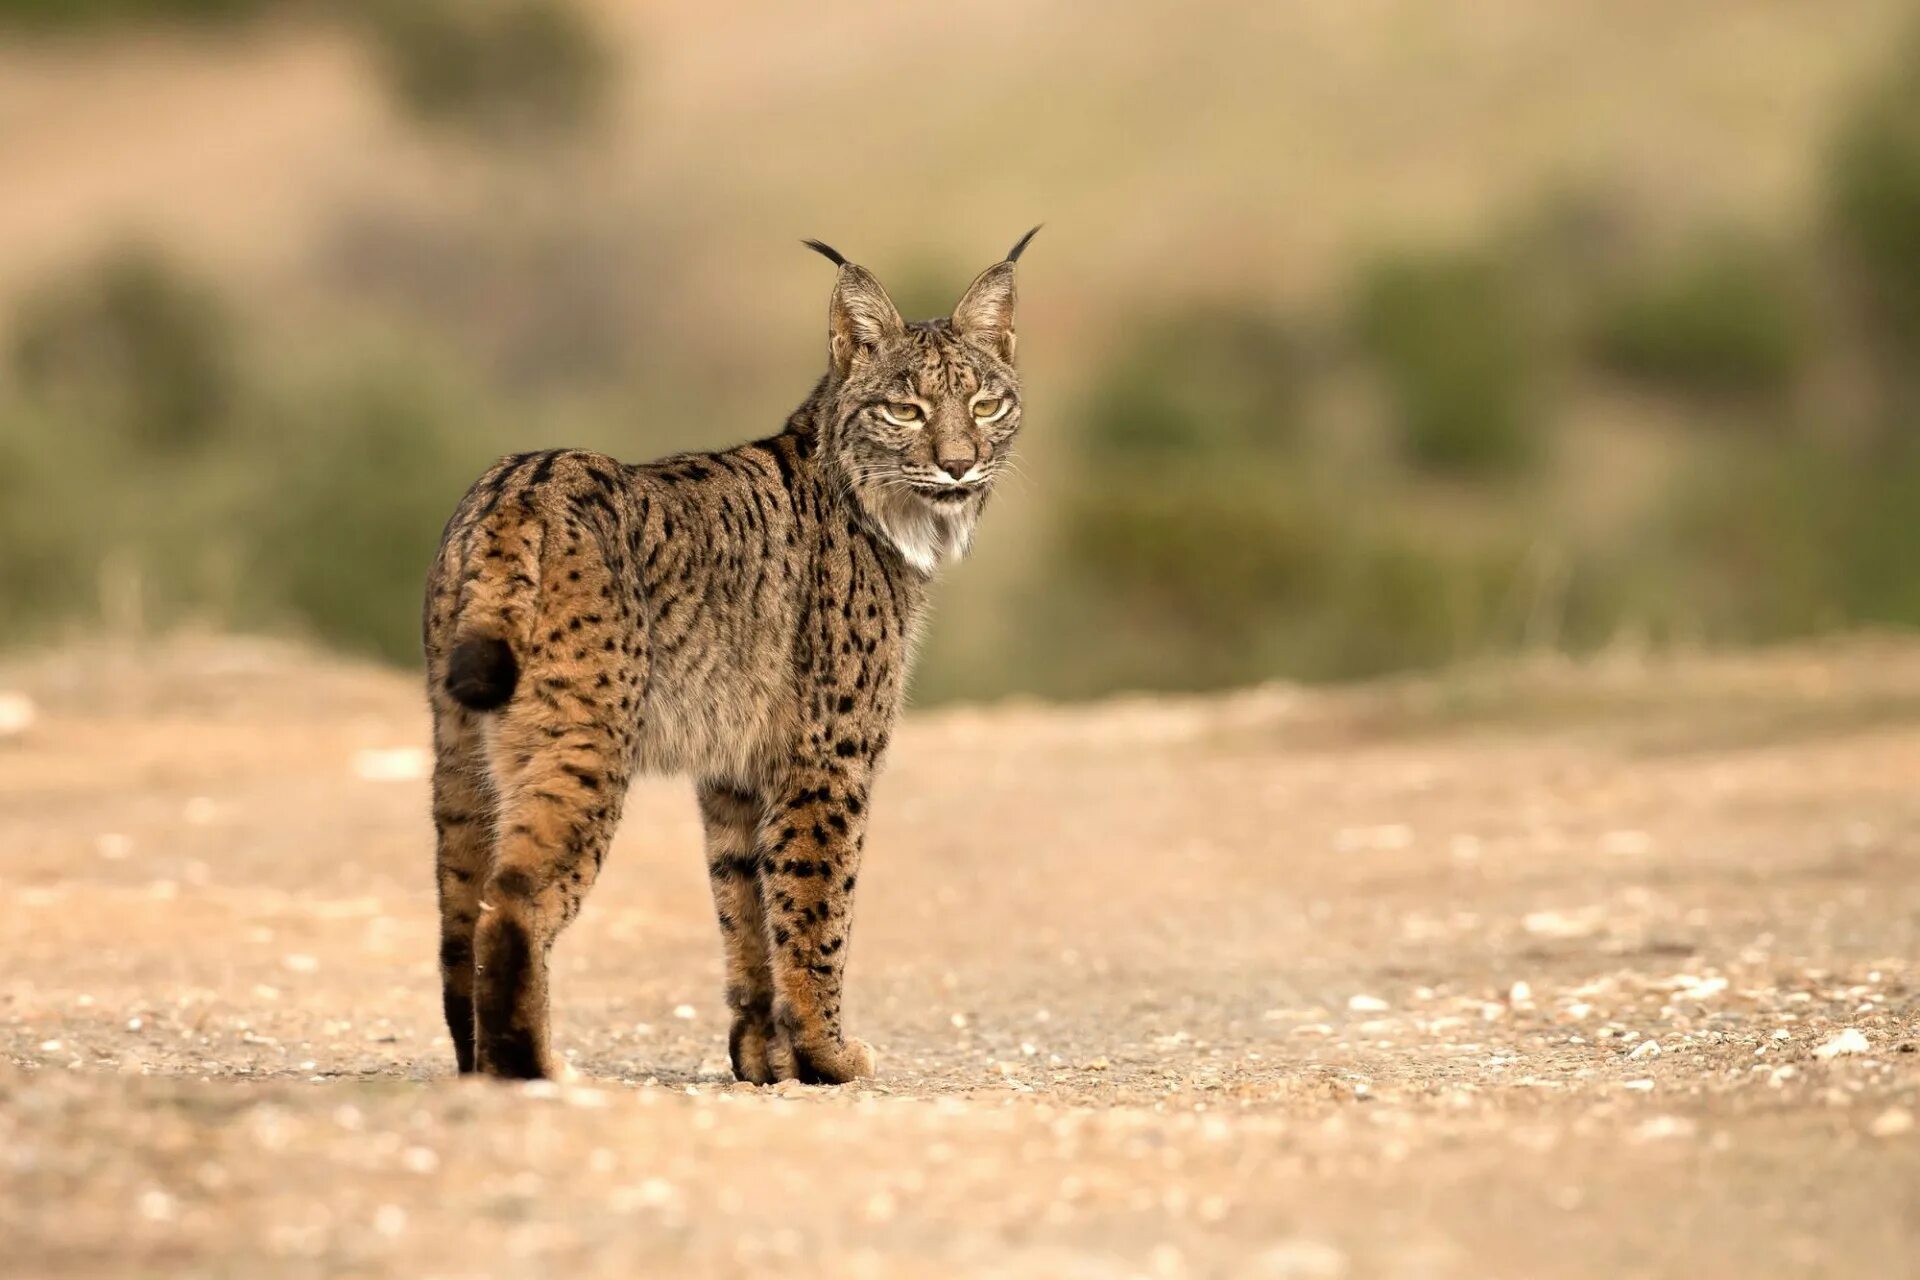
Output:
[972, 396, 1008, 421]
[879, 402, 924, 427]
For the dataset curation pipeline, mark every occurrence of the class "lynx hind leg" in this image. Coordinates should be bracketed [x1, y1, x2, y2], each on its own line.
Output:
[431, 708, 496, 1075]
[697, 780, 780, 1084]
[471, 700, 636, 1080]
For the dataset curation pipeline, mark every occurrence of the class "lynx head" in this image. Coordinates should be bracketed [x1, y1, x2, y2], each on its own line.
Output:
[805, 228, 1039, 575]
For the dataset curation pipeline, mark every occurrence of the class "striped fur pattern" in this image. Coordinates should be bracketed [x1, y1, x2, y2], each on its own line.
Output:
[421, 232, 1036, 1083]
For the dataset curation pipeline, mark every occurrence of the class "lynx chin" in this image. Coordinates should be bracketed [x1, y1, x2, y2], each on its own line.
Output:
[421, 228, 1040, 1083]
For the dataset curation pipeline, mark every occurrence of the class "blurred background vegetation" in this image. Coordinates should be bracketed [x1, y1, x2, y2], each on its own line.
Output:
[4, 0, 1920, 702]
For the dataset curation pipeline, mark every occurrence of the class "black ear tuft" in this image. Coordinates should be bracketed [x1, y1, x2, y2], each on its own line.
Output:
[1005, 224, 1043, 264]
[803, 239, 851, 268]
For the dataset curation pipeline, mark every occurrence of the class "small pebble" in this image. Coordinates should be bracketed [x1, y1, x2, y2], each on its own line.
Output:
[137, 1189, 176, 1223]
[1813, 1029, 1870, 1059]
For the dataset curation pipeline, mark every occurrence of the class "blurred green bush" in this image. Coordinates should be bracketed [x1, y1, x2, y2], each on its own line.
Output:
[1030, 302, 1532, 694]
[1354, 248, 1536, 475]
[249, 362, 484, 661]
[0, 0, 612, 139]
[0, 402, 119, 635]
[1590, 232, 1808, 399]
[1079, 308, 1303, 461]
[0, 0, 263, 26]
[1827, 23, 1920, 387]
[0, 249, 499, 658]
[10, 246, 238, 455]
[357, 0, 611, 138]
[1642, 435, 1920, 641]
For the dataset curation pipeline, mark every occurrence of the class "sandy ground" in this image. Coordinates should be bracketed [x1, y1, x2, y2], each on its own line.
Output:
[1, 637, 1917, 1278]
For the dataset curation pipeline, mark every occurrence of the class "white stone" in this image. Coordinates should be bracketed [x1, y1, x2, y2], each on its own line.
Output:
[1813, 1029, 1870, 1059]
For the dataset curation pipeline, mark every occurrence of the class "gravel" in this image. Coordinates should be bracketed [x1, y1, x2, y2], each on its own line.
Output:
[2, 637, 1918, 1277]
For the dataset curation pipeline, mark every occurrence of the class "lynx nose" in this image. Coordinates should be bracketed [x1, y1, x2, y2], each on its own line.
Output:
[937, 457, 973, 482]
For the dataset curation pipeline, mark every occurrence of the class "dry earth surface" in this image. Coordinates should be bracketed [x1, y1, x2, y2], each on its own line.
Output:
[2, 637, 1917, 1278]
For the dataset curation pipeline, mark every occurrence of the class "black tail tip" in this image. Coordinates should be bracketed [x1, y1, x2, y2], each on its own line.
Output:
[445, 636, 518, 711]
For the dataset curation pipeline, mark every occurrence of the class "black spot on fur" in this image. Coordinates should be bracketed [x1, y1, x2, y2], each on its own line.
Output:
[446, 636, 518, 711]
[439, 935, 473, 970]
[492, 867, 536, 900]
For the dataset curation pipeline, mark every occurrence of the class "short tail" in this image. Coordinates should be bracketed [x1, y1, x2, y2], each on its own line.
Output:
[441, 499, 546, 712]
[446, 636, 519, 710]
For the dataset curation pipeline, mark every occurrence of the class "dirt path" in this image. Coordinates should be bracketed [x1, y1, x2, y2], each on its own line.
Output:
[2, 638, 1917, 1278]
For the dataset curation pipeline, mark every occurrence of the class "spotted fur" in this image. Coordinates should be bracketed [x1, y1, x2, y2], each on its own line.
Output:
[422, 232, 1036, 1082]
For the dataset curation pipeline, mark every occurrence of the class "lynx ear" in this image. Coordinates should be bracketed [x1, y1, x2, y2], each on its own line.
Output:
[952, 226, 1039, 363]
[808, 240, 905, 378]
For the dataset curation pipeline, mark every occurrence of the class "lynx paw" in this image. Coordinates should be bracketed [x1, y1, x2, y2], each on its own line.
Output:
[788, 1034, 876, 1085]
[728, 1011, 780, 1086]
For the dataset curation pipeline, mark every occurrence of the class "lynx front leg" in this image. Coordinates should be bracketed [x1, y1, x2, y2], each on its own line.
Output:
[759, 766, 877, 1085]
[697, 780, 779, 1084]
